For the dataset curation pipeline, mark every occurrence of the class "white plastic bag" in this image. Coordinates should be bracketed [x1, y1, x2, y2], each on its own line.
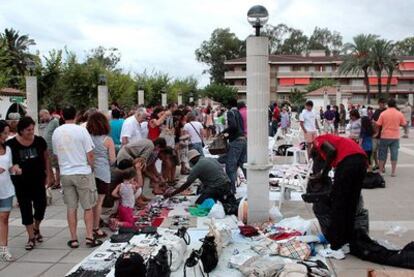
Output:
[269, 206, 283, 222]
[276, 216, 311, 235]
[215, 222, 233, 246]
[208, 201, 225, 219]
[206, 219, 223, 256]
[158, 232, 187, 271]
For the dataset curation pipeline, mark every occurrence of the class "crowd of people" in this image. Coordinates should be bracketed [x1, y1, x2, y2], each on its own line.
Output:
[0, 95, 411, 263]
[0, 98, 248, 261]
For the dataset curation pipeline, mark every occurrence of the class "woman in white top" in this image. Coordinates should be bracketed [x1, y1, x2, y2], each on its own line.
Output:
[0, 121, 22, 261]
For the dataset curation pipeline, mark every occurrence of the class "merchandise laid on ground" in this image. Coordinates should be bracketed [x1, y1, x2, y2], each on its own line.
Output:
[66, 193, 333, 277]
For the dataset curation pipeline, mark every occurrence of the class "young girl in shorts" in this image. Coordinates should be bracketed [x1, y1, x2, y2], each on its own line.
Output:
[109, 167, 141, 230]
[0, 121, 22, 261]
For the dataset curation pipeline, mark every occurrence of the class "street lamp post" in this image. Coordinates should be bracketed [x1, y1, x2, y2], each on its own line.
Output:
[98, 74, 109, 114]
[25, 60, 38, 132]
[138, 85, 145, 106]
[335, 84, 341, 106]
[246, 5, 271, 223]
[409, 88, 413, 106]
[189, 92, 194, 103]
[323, 88, 328, 108]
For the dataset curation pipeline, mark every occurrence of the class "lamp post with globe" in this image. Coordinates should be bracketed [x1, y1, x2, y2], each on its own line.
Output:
[25, 60, 39, 131]
[98, 74, 109, 114]
[245, 5, 272, 223]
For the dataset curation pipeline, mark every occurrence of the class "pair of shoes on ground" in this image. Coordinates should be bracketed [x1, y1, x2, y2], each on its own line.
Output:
[318, 244, 349, 260]
[67, 237, 103, 249]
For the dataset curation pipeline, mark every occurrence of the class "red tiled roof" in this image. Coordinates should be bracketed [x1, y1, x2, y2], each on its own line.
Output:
[0, 87, 25, 96]
[225, 55, 414, 64]
[307, 86, 351, 96]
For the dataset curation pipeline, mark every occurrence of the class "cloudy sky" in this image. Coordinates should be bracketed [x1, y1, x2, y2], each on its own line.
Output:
[1, 0, 413, 87]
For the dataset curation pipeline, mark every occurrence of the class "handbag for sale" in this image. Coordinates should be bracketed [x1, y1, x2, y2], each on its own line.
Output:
[183, 249, 206, 277]
[199, 235, 219, 273]
[158, 229, 189, 272]
[208, 134, 228, 155]
[147, 245, 172, 277]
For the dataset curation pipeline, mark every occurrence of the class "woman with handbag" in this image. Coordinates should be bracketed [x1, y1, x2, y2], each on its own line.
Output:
[183, 112, 205, 156]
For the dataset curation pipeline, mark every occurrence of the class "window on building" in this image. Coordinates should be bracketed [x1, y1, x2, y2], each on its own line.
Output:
[292, 65, 302, 72]
[315, 65, 325, 72]
[241, 66, 246, 71]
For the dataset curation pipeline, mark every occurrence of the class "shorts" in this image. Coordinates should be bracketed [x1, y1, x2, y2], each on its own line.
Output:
[0, 196, 13, 212]
[95, 178, 110, 195]
[304, 132, 317, 143]
[118, 205, 134, 227]
[61, 174, 97, 210]
[378, 139, 400, 161]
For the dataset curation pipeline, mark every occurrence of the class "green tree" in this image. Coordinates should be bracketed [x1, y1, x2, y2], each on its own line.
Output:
[384, 46, 400, 95]
[263, 24, 308, 55]
[305, 79, 337, 92]
[200, 83, 237, 106]
[135, 71, 171, 107]
[369, 39, 394, 99]
[0, 28, 36, 87]
[195, 28, 245, 84]
[395, 37, 414, 56]
[339, 34, 378, 104]
[288, 88, 306, 110]
[280, 29, 308, 55]
[308, 27, 343, 55]
[86, 46, 121, 70]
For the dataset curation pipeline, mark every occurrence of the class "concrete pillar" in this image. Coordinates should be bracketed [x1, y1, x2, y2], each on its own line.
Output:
[198, 98, 202, 107]
[323, 90, 328, 108]
[409, 93, 413, 106]
[98, 85, 109, 114]
[189, 97, 194, 103]
[138, 89, 145, 106]
[246, 36, 272, 223]
[178, 94, 183, 105]
[336, 87, 342, 106]
[161, 93, 167, 107]
[25, 76, 38, 133]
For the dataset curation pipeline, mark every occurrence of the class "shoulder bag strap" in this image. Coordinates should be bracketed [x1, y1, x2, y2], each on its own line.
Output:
[189, 122, 204, 144]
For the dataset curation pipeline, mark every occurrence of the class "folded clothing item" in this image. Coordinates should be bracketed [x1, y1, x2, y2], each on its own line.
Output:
[239, 225, 259, 237]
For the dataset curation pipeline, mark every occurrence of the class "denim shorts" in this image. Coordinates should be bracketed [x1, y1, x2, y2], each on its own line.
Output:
[0, 196, 14, 212]
[378, 139, 400, 161]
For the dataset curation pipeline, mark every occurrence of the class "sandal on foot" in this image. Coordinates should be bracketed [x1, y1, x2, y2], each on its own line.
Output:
[67, 240, 79, 249]
[34, 228, 43, 243]
[93, 228, 107, 238]
[85, 237, 103, 248]
[25, 238, 36, 250]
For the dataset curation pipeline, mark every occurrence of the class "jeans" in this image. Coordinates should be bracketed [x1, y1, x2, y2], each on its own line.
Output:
[189, 142, 204, 156]
[378, 139, 399, 161]
[269, 120, 278, 136]
[222, 137, 247, 193]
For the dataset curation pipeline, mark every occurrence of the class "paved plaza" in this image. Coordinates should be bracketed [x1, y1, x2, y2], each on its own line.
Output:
[1, 135, 414, 276]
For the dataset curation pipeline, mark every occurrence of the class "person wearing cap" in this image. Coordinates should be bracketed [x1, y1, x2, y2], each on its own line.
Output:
[164, 149, 234, 204]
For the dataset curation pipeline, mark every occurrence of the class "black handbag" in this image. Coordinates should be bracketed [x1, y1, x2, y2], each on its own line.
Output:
[175, 226, 191, 245]
[147, 245, 172, 277]
[199, 235, 218, 273]
[208, 134, 228, 155]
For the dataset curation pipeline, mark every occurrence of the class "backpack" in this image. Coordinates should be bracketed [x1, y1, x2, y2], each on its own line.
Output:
[146, 245, 172, 277]
[362, 172, 385, 189]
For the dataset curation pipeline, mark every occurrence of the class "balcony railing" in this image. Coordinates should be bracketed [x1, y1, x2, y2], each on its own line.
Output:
[230, 85, 246, 92]
[224, 71, 246, 79]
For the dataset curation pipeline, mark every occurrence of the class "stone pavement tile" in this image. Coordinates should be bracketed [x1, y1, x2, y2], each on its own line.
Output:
[59, 249, 94, 263]
[330, 255, 384, 270]
[40, 262, 77, 277]
[9, 235, 33, 248]
[382, 266, 414, 273]
[334, 269, 370, 277]
[17, 227, 65, 238]
[9, 225, 27, 238]
[0, 262, 53, 276]
[8, 246, 32, 261]
[19, 249, 70, 263]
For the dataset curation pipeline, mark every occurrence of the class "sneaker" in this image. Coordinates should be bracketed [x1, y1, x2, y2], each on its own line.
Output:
[318, 247, 346, 260]
[341, 244, 350, 254]
[0, 247, 15, 262]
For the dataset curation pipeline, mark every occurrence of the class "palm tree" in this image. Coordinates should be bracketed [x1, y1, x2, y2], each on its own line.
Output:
[384, 44, 400, 95]
[339, 34, 378, 104]
[0, 28, 36, 79]
[370, 39, 394, 99]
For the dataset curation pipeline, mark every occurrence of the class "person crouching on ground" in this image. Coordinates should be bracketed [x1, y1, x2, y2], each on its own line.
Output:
[164, 150, 235, 205]
[109, 166, 141, 231]
[310, 134, 367, 254]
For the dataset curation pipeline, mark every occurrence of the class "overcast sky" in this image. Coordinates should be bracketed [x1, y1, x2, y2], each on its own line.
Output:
[1, 0, 413, 87]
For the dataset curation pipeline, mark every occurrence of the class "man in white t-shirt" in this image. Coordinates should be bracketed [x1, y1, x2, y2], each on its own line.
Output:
[183, 112, 205, 156]
[120, 107, 148, 145]
[52, 106, 102, 248]
[299, 100, 320, 155]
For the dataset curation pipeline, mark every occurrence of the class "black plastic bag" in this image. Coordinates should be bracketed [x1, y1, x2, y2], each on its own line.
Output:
[147, 245, 172, 277]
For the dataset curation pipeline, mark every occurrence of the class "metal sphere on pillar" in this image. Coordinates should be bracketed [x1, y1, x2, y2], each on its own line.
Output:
[25, 60, 39, 132]
[97, 74, 109, 114]
[245, 5, 272, 223]
[247, 5, 269, 36]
